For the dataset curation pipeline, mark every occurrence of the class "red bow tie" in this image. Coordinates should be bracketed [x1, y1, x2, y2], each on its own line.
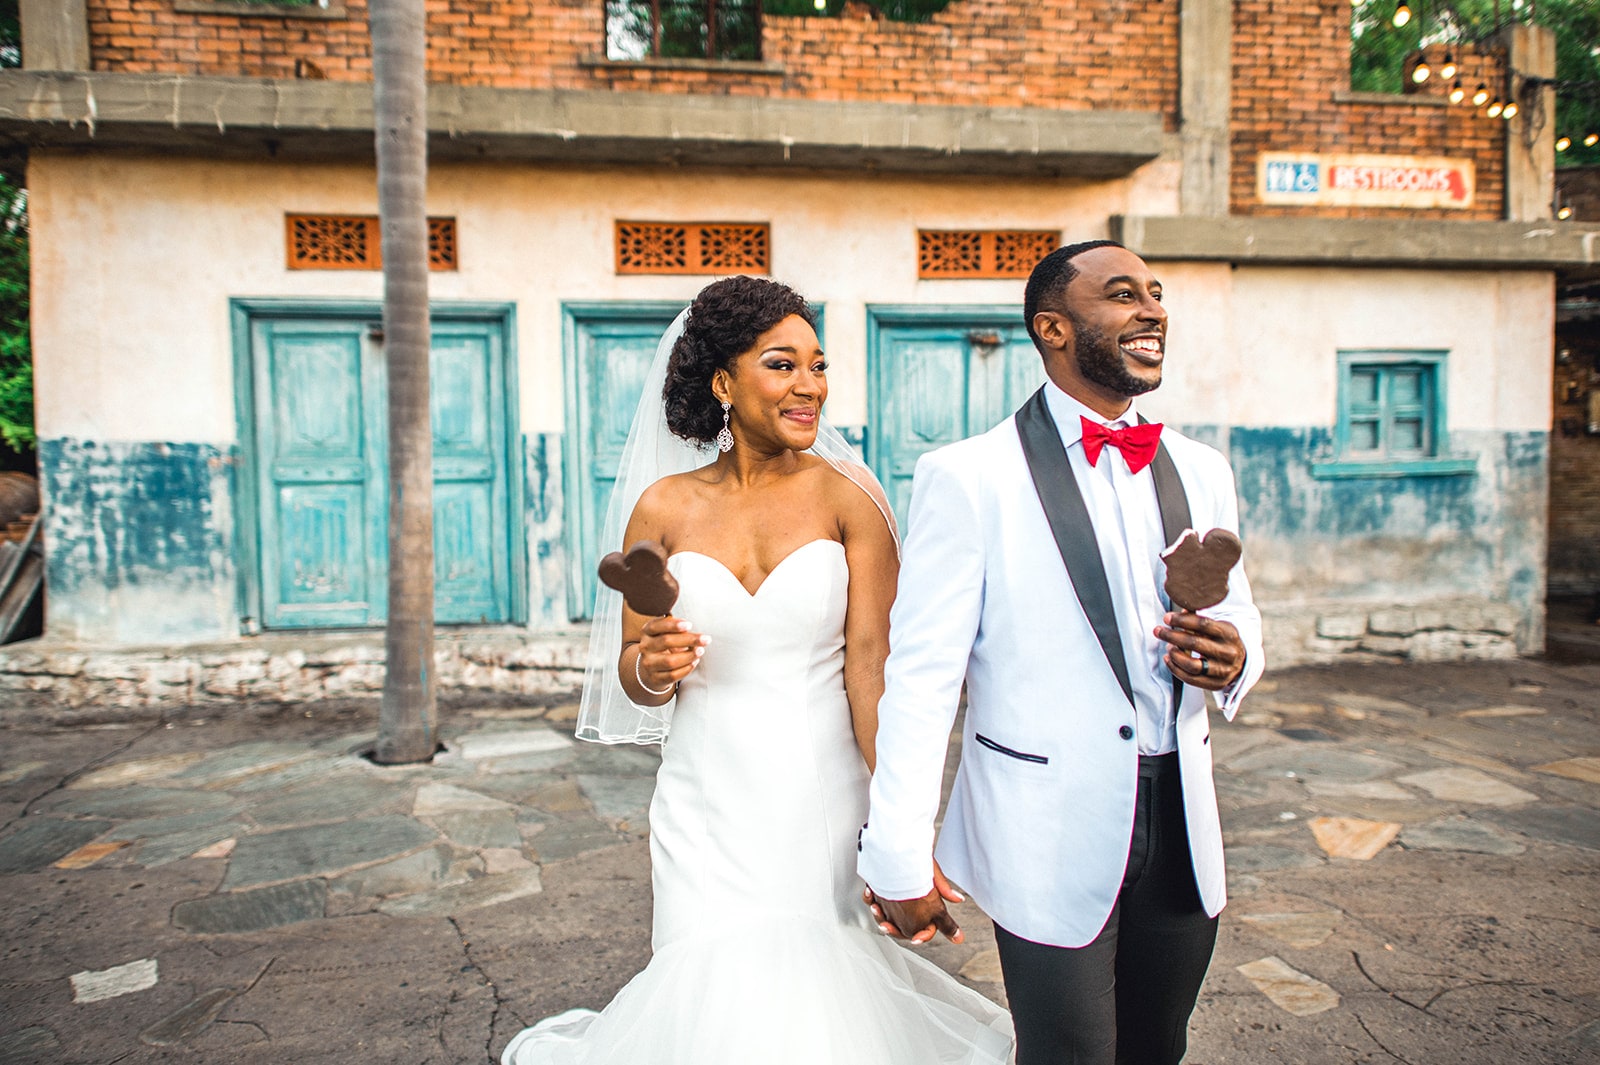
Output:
[1080, 417, 1163, 474]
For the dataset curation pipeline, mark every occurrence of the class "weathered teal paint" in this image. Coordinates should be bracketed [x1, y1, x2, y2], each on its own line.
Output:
[231, 299, 522, 632]
[866, 305, 1042, 523]
[40, 438, 239, 642]
[1222, 425, 1548, 644]
[524, 432, 569, 629]
[1229, 426, 1496, 538]
[562, 302, 686, 621]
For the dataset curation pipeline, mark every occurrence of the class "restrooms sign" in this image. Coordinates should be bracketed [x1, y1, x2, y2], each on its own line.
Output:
[1257, 152, 1476, 209]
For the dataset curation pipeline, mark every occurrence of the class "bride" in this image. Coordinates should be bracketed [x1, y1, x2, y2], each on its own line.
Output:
[501, 277, 1013, 1064]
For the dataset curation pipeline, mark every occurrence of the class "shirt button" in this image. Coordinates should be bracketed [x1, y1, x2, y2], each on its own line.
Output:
[1119, 725, 1134, 741]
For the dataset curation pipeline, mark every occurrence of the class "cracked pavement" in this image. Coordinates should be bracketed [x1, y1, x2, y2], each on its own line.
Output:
[1, 657, 1597, 1064]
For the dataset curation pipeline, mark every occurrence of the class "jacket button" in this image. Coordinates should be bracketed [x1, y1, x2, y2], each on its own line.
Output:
[1119, 725, 1134, 741]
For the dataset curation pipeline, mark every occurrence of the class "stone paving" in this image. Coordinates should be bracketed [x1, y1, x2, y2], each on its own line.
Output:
[0, 657, 1596, 1064]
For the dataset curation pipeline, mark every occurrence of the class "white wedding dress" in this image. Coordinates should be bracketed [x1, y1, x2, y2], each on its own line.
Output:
[503, 539, 1013, 1064]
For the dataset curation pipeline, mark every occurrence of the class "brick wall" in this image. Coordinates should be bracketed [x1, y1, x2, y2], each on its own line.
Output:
[1232, 0, 1506, 220]
[87, 0, 1513, 216]
[87, 0, 1179, 121]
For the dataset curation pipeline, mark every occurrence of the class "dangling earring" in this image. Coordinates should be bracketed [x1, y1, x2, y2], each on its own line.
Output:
[716, 402, 734, 453]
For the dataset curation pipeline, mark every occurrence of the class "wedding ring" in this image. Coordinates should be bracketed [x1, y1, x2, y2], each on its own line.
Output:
[1199, 658, 1210, 677]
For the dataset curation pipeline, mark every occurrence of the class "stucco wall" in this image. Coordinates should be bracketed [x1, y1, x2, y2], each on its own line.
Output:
[30, 154, 1553, 663]
[31, 153, 1183, 441]
[31, 152, 1180, 642]
[1141, 263, 1552, 661]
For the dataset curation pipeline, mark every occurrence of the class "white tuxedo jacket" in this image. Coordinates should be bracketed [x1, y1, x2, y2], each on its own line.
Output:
[858, 402, 1264, 949]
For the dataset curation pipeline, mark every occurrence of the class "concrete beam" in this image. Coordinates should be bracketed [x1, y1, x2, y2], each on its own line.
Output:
[0, 72, 1165, 179]
[19, 0, 89, 72]
[1112, 213, 1600, 271]
[1500, 23, 1557, 222]
[1178, 0, 1230, 217]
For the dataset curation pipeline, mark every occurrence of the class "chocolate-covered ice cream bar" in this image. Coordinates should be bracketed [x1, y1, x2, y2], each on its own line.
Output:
[598, 540, 681, 617]
[1160, 528, 1241, 612]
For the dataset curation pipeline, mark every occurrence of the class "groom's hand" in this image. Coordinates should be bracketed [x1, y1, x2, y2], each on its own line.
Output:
[863, 863, 965, 945]
[1155, 611, 1245, 690]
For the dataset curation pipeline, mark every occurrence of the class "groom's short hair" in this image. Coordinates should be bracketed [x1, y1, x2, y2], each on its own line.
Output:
[1024, 239, 1126, 353]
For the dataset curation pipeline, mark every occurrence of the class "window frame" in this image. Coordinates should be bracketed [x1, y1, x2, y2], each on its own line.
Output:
[1312, 349, 1476, 479]
[604, 0, 766, 63]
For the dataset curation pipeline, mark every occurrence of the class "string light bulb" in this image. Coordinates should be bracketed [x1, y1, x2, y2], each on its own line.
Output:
[1439, 54, 1457, 81]
[1449, 81, 1465, 104]
[1412, 61, 1431, 83]
[1392, 1, 1412, 27]
[1502, 100, 1518, 120]
[1586, 133, 1600, 148]
[1557, 205, 1573, 220]
[1472, 84, 1490, 107]
[1556, 136, 1571, 151]
[1486, 99, 1504, 118]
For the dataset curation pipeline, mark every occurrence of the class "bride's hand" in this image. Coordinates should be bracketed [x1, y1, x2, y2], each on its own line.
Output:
[635, 616, 709, 693]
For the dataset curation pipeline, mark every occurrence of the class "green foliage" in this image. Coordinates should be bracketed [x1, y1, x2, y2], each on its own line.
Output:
[0, 0, 18, 69]
[1351, 0, 1600, 167]
[0, 174, 30, 453]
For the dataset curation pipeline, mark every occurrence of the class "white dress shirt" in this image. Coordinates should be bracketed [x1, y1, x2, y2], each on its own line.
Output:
[1042, 382, 1245, 753]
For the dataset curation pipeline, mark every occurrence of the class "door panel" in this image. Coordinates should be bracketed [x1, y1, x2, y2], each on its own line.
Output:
[869, 312, 1041, 526]
[246, 310, 515, 630]
[567, 309, 684, 620]
[430, 325, 510, 624]
[254, 322, 381, 627]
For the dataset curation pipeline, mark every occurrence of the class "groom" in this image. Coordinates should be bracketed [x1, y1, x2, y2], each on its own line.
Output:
[859, 241, 1264, 1065]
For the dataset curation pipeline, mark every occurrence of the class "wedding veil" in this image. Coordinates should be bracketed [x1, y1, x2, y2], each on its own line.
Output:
[576, 307, 899, 745]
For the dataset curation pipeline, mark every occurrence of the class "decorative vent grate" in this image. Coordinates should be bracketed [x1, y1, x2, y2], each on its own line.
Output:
[286, 214, 458, 271]
[615, 222, 770, 275]
[427, 218, 458, 270]
[918, 229, 1060, 279]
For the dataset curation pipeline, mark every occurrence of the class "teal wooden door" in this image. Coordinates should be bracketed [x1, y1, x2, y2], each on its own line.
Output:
[245, 308, 516, 630]
[868, 308, 1043, 524]
[429, 322, 513, 623]
[564, 304, 685, 620]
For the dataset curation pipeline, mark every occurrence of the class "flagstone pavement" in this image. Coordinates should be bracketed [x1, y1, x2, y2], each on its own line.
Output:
[1, 656, 1596, 1064]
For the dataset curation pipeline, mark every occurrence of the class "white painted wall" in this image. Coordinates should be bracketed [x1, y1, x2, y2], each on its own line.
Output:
[1144, 264, 1553, 432]
[31, 152, 1180, 442]
[32, 153, 1551, 445]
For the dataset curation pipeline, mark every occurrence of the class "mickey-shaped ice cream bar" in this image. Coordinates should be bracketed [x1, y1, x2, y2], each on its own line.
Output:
[1160, 528, 1242, 612]
[597, 540, 681, 617]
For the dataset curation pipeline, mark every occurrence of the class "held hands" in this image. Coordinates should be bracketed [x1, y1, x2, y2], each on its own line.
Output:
[634, 616, 710, 696]
[1154, 611, 1245, 691]
[862, 861, 965, 945]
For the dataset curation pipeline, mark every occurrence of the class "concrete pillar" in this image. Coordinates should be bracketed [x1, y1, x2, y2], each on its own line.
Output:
[1500, 23, 1556, 222]
[19, 0, 90, 72]
[1179, 0, 1232, 218]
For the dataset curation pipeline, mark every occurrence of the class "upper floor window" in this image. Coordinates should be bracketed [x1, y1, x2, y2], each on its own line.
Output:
[1313, 350, 1474, 479]
[606, 0, 763, 62]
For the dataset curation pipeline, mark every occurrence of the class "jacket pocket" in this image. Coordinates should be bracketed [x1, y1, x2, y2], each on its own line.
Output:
[974, 733, 1049, 765]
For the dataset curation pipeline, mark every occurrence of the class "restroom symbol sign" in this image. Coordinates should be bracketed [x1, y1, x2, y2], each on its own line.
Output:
[1264, 159, 1320, 195]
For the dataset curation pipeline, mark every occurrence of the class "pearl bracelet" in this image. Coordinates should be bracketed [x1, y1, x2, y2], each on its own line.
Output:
[634, 648, 677, 697]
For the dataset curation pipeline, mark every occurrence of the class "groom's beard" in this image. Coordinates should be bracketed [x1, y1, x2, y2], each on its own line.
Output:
[1069, 312, 1161, 398]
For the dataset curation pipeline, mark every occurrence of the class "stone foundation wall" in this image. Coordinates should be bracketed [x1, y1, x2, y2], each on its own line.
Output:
[0, 632, 589, 718]
[1263, 598, 1524, 666]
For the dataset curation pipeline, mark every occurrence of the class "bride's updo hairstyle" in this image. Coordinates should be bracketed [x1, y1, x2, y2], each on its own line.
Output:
[664, 276, 817, 445]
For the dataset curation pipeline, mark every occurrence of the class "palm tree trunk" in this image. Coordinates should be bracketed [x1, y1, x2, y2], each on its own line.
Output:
[370, 0, 437, 764]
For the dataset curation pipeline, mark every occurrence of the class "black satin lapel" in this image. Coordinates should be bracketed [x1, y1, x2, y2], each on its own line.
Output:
[1142, 421, 1194, 710]
[1016, 389, 1134, 706]
[1146, 437, 1192, 550]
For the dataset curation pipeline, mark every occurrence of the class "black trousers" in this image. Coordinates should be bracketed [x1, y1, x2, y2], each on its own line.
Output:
[993, 753, 1219, 1065]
